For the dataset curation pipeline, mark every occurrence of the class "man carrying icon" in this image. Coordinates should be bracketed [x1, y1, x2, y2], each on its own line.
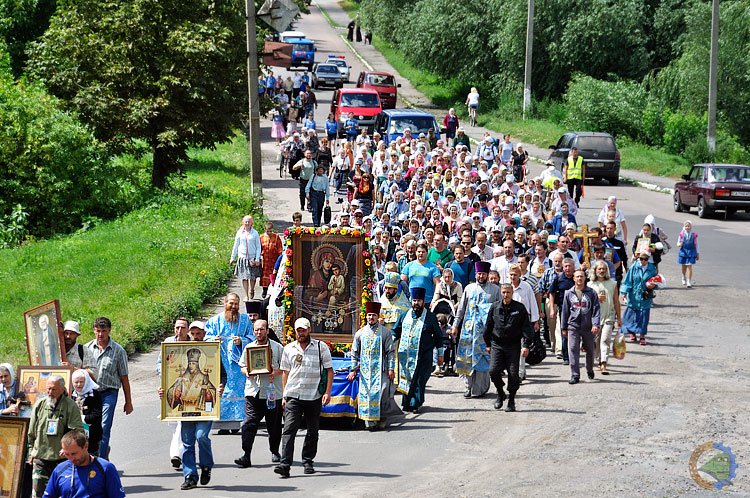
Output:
[348, 302, 401, 430]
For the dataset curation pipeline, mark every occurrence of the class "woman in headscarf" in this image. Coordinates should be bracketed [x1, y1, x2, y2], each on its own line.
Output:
[0, 363, 19, 416]
[71, 369, 103, 455]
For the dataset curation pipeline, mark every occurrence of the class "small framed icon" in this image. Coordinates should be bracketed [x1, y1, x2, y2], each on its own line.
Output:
[245, 345, 272, 375]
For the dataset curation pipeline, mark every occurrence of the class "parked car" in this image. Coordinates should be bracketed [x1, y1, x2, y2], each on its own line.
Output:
[356, 71, 400, 109]
[331, 88, 383, 136]
[374, 109, 442, 144]
[326, 55, 351, 82]
[311, 63, 344, 89]
[673, 163, 750, 218]
[548, 132, 621, 185]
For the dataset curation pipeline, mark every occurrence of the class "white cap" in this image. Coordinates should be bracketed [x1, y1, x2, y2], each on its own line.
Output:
[189, 320, 205, 330]
[558, 187, 567, 193]
[294, 317, 311, 330]
[63, 320, 80, 335]
[505, 197, 515, 206]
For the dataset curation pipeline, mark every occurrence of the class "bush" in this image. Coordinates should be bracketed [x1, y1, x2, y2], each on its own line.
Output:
[663, 110, 705, 155]
[532, 97, 568, 124]
[641, 104, 666, 146]
[563, 74, 646, 139]
[683, 130, 750, 166]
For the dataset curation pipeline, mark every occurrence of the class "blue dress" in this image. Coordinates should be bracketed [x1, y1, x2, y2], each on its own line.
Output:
[677, 230, 698, 264]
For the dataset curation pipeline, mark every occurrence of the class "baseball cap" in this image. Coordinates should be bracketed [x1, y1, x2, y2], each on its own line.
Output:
[189, 320, 205, 330]
[294, 317, 311, 330]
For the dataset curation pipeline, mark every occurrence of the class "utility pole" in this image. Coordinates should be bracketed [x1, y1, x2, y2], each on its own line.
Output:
[245, 0, 263, 196]
[707, 0, 719, 156]
[523, 0, 534, 120]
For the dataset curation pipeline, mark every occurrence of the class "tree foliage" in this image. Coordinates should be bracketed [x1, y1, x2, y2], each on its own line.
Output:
[29, 0, 248, 188]
[0, 0, 56, 76]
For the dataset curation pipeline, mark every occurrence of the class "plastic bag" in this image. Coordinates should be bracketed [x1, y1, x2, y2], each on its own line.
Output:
[613, 333, 626, 360]
[647, 274, 667, 289]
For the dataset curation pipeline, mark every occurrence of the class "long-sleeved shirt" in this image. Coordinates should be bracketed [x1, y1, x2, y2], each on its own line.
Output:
[484, 300, 533, 349]
[28, 396, 84, 461]
[351, 324, 396, 372]
[512, 280, 539, 323]
[305, 173, 330, 200]
[387, 200, 408, 220]
[620, 262, 657, 310]
[560, 286, 601, 331]
[231, 228, 261, 261]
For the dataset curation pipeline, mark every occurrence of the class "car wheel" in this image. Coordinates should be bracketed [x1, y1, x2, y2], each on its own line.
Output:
[673, 192, 684, 212]
[609, 176, 619, 186]
[697, 197, 712, 218]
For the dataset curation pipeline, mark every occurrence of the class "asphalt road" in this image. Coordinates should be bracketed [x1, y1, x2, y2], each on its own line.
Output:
[105, 2, 750, 497]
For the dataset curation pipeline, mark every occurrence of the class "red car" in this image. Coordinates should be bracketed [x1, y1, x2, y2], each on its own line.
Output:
[673, 163, 750, 218]
[356, 71, 400, 109]
[331, 88, 382, 136]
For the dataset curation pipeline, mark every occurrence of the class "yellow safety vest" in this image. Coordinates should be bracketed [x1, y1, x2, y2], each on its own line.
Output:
[566, 156, 583, 180]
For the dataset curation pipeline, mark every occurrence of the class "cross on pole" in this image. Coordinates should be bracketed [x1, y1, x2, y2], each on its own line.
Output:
[572, 224, 599, 266]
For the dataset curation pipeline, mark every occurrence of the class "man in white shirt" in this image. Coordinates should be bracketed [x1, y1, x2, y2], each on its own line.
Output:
[548, 234, 581, 270]
[490, 239, 518, 284]
[471, 231, 494, 262]
[509, 264, 539, 381]
[275, 318, 333, 478]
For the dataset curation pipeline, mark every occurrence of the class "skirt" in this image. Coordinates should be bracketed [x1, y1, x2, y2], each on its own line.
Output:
[620, 307, 650, 336]
[235, 258, 261, 280]
[271, 121, 285, 139]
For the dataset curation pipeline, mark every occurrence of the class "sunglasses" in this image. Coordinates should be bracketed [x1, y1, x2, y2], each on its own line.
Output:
[639, 257, 649, 261]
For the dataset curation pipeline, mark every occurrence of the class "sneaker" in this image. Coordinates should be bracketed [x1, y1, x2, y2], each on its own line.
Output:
[563, 359, 569, 366]
[569, 377, 579, 384]
[234, 455, 252, 468]
[271, 453, 281, 463]
[180, 477, 198, 490]
[303, 462, 315, 474]
[587, 371, 595, 380]
[199, 466, 211, 485]
[171, 456, 182, 469]
[431, 366, 441, 376]
[686, 280, 692, 288]
[681, 275, 687, 285]
[274, 465, 290, 478]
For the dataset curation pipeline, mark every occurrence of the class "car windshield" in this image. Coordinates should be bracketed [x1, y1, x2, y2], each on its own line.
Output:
[317, 65, 338, 74]
[366, 74, 395, 86]
[389, 116, 438, 134]
[292, 43, 312, 52]
[708, 167, 750, 183]
[340, 93, 380, 108]
[576, 136, 616, 150]
[329, 59, 346, 68]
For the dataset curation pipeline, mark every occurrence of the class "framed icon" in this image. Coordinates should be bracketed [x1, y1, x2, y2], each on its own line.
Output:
[0, 416, 30, 498]
[635, 237, 651, 256]
[15, 366, 74, 419]
[24, 300, 66, 366]
[245, 345, 272, 375]
[161, 341, 221, 421]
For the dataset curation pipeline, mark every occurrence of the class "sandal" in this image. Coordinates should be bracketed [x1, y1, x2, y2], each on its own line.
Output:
[629, 333, 637, 343]
[639, 337, 647, 346]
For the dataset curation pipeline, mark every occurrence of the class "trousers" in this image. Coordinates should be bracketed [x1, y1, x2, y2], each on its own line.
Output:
[298, 178, 308, 210]
[596, 320, 615, 364]
[566, 179, 583, 204]
[489, 346, 521, 396]
[181, 421, 214, 479]
[279, 397, 322, 468]
[241, 394, 283, 457]
[310, 190, 325, 226]
[568, 327, 595, 379]
[99, 388, 118, 460]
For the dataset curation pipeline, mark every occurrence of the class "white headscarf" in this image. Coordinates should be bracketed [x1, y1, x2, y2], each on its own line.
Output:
[72, 370, 99, 399]
[0, 363, 15, 397]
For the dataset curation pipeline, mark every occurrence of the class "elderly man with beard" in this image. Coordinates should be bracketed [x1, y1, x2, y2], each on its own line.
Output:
[348, 302, 401, 431]
[156, 318, 190, 470]
[61, 320, 97, 379]
[451, 261, 500, 398]
[378, 272, 411, 333]
[392, 287, 444, 413]
[205, 292, 255, 434]
[27, 375, 84, 497]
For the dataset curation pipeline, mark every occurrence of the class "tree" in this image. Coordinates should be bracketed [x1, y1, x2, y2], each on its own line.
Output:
[29, 0, 247, 188]
[0, 0, 56, 77]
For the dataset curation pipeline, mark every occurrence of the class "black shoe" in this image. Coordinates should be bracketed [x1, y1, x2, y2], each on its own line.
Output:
[504, 398, 516, 412]
[274, 465, 290, 478]
[303, 463, 315, 474]
[234, 455, 252, 468]
[493, 393, 505, 410]
[463, 389, 471, 398]
[271, 453, 281, 463]
[199, 466, 211, 485]
[563, 360, 569, 365]
[171, 456, 182, 469]
[587, 371, 595, 380]
[412, 406, 420, 414]
[180, 477, 198, 490]
[569, 377, 579, 384]
[217, 429, 230, 435]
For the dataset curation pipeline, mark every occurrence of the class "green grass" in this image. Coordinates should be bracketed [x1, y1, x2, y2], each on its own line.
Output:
[0, 133, 262, 365]
[318, 3, 342, 28]
[337, 0, 360, 19]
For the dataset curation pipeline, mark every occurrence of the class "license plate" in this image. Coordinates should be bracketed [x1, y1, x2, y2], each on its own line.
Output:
[587, 162, 604, 168]
[732, 191, 750, 197]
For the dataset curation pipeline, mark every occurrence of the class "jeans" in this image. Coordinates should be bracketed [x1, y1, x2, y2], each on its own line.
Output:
[310, 189, 325, 226]
[489, 346, 521, 396]
[298, 178, 308, 210]
[181, 421, 214, 479]
[241, 395, 283, 457]
[279, 397, 322, 468]
[99, 388, 119, 460]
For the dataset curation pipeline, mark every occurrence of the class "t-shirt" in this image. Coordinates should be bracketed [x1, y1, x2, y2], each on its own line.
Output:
[467, 92, 479, 106]
[446, 259, 475, 289]
[402, 260, 441, 303]
[427, 247, 453, 268]
[44, 457, 125, 498]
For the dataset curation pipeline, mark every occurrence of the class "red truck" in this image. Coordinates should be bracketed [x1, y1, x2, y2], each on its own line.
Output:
[331, 88, 383, 136]
[356, 71, 400, 109]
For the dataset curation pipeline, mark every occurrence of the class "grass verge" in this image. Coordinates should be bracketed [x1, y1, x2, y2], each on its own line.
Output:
[337, 0, 360, 19]
[0, 133, 262, 365]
